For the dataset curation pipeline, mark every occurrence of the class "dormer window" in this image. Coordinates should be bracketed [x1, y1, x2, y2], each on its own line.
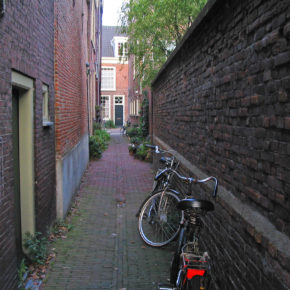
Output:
[118, 42, 128, 58]
[111, 36, 128, 58]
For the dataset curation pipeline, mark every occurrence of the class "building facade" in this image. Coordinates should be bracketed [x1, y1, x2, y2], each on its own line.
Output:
[54, 0, 103, 218]
[0, 1, 56, 288]
[0, 0, 103, 288]
[128, 55, 142, 127]
[101, 26, 128, 127]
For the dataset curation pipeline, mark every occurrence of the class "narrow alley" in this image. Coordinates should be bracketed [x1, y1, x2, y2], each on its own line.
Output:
[43, 130, 173, 290]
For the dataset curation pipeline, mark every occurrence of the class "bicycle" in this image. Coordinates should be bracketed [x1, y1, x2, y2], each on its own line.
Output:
[158, 169, 218, 290]
[137, 145, 183, 247]
[120, 120, 131, 135]
[120, 125, 126, 135]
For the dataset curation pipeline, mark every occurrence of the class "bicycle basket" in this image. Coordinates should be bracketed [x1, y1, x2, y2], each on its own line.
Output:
[181, 250, 209, 279]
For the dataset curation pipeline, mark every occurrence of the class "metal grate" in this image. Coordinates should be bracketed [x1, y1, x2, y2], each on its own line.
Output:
[0, 136, 3, 197]
[0, 0, 5, 16]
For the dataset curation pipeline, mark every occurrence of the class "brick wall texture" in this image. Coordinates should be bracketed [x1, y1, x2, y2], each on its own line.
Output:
[101, 63, 129, 124]
[0, 1, 55, 288]
[152, 0, 290, 289]
[54, 0, 89, 158]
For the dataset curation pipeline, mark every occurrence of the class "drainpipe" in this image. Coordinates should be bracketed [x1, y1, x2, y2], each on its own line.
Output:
[86, 62, 91, 136]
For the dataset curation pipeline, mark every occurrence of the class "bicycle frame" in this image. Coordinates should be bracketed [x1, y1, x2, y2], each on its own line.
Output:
[136, 146, 180, 217]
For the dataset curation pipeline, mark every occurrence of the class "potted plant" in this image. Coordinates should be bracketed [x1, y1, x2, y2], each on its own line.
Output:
[128, 144, 136, 155]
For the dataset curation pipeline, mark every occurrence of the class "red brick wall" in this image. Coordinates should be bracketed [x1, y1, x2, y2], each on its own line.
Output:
[54, 0, 89, 158]
[101, 63, 129, 124]
[0, 1, 55, 288]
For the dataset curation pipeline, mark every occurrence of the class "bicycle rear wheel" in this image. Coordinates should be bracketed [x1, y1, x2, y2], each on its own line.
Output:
[182, 276, 201, 290]
[138, 190, 182, 247]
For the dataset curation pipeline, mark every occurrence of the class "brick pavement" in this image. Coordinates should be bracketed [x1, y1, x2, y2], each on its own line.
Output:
[43, 130, 174, 290]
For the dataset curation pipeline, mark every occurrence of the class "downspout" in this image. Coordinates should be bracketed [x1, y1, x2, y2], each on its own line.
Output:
[86, 62, 91, 136]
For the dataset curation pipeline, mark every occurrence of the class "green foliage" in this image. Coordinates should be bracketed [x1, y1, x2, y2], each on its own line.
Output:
[89, 136, 102, 159]
[139, 98, 149, 137]
[89, 129, 110, 159]
[17, 258, 27, 289]
[135, 143, 150, 160]
[24, 232, 48, 265]
[104, 119, 116, 128]
[130, 136, 142, 145]
[93, 121, 102, 132]
[128, 143, 137, 153]
[120, 0, 207, 86]
[126, 127, 140, 138]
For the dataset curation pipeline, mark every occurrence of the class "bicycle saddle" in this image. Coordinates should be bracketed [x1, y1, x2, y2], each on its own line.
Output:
[177, 198, 214, 212]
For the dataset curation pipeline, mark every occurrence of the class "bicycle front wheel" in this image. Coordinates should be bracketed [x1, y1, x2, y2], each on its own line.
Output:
[138, 190, 183, 247]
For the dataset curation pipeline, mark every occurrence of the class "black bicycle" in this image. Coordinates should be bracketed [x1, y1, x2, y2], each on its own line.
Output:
[158, 169, 218, 290]
[137, 145, 184, 247]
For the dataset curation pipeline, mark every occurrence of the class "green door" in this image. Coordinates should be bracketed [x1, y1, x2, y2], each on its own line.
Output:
[115, 105, 123, 127]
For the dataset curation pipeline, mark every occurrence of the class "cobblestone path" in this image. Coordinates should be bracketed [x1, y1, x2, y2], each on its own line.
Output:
[43, 131, 174, 290]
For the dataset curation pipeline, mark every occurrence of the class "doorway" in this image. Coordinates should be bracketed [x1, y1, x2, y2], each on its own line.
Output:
[114, 96, 124, 127]
[12, 72, 35, 255]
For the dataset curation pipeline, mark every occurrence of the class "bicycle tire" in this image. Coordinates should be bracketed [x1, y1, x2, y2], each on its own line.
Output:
[136, 179, 163, 217]
[138, 190, 183, 247]
[170, 226, 185, 284]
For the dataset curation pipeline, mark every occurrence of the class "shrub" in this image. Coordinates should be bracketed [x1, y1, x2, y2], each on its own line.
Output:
[135, 143, 150, 160]
[128, 143, 137, 154]
[126, 127, 140, 138]
[17, 258, 28, 289]
[93, 121, 102, 132]
[24, 232, 48, 265]
[89, 129, 110, 159]
[130, 136, 142, 145]
[104, 120, 116, 128]
[140, 98, 149, 137]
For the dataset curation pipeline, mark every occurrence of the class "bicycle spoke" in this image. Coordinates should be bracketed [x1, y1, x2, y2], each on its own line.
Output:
[138, 190, 182, 247]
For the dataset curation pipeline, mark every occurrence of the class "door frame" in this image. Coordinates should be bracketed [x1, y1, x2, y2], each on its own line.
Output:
[12, 71, 36, 247]
[113, 95, 124, 126]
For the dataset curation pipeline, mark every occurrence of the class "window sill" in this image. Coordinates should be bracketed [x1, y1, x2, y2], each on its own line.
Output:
[43, 121, 54, 128]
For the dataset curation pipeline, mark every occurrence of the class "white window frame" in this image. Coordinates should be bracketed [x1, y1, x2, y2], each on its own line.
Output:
[114, 95, 124, 105]
[42, 85, 53, 127]
[112, 36, 128, 58]
[101, 95, 111, 121]
[101, 67, 116, 91]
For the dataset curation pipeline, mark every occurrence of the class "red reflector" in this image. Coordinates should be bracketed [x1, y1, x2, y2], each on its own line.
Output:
[186, 269, 205, 279]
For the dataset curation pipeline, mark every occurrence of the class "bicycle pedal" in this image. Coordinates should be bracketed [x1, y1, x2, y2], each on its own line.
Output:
[158, 283, 176, 290]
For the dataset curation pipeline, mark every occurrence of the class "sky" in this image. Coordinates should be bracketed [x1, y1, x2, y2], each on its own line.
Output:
[102, 0, 126, 26]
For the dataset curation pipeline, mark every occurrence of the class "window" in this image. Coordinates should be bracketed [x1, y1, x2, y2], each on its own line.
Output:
[42, 85, 52, 126]
[117, 42, 128, 58]
[90, 0, 96, 48]
[136, 99, 140, 116]
[101, 96, 110, 120]
[130, 99, 139, 116]
[101, 67, 116, 91]
[114, 96, 123, 104]
[112, 36, 128, 59]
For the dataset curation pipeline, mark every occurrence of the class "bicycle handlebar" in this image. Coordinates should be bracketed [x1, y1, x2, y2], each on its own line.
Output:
[145, 144, 156, 149]
[158, 168, 218, 198]
[145, 144, 175, 155]
[145, 144, 160, 153]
